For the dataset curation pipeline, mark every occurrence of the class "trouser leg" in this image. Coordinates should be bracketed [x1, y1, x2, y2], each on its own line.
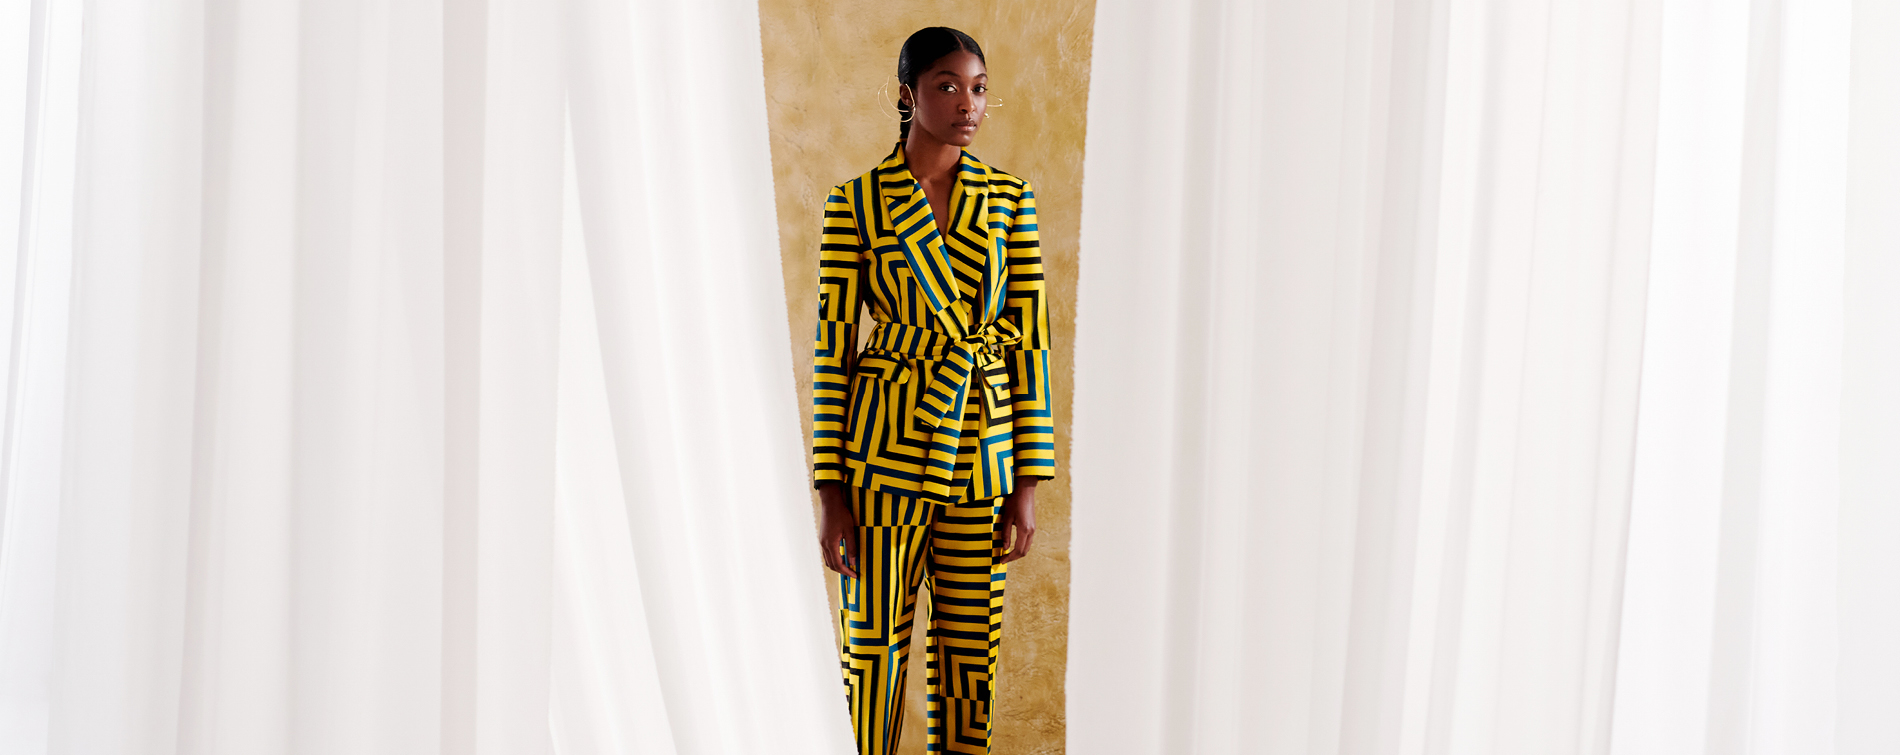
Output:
[838, 487, 932, 755]
[922, 497, 1007, 754]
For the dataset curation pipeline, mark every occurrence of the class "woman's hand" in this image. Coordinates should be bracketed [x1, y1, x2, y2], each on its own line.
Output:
[817, 483, 859, 578]
[1000, 478, 1039, 564]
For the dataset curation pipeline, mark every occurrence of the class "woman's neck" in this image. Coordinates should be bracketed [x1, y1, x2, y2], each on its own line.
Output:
[902, 133, 962, 184]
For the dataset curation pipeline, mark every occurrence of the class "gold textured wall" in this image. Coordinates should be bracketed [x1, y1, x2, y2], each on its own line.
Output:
[760, 3, 1093, 753]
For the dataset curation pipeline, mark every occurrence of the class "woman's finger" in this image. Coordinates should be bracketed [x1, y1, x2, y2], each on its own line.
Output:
[1003, 521, 1035, 563]
[840, 528, 860, 579]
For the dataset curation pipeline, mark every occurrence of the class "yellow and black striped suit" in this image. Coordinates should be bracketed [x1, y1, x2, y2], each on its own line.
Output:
[812, 143, 1054, 754]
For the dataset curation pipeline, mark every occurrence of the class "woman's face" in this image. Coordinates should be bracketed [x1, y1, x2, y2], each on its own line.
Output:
[904, 50, 988, 148]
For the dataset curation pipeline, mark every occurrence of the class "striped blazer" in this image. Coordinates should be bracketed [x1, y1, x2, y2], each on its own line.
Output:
[811, 142, 1055, 503]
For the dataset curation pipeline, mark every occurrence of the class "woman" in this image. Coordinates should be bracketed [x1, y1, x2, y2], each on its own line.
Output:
[810, 26, 1055, 755]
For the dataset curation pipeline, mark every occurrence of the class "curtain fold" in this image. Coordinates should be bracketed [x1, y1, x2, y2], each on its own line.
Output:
[1840, 3, 1900, 753]
[0, 0, 79, 748]
[1071, 0, 1886, 753]
[1612, 0, 1851, 751]
[0, 1, 849, 753]
[552, 0, 850, 751]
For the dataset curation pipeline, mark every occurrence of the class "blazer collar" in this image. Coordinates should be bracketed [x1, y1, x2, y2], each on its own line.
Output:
[875, 142, 1003, 333]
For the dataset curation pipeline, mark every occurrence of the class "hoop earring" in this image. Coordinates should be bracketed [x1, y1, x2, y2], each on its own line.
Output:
[879, 80, 916, 123]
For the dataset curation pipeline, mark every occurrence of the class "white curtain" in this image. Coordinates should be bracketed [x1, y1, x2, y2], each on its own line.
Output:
[1070, 1, 1896, 754]
[0, 1, 852, 754]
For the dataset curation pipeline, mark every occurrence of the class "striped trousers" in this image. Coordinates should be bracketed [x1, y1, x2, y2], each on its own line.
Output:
[838, 486, 1009, 754]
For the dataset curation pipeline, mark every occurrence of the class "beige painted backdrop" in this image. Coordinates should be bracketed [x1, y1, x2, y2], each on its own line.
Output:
[760, 3, 1093, 753]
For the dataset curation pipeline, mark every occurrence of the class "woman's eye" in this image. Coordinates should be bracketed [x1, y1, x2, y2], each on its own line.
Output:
[940, 84, 957, 93]
[974, 85, 987, 94]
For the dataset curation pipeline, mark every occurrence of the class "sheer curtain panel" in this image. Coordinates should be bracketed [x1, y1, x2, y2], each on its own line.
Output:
[1069, 0, 1893, 753]
[0, 1, 852, 754]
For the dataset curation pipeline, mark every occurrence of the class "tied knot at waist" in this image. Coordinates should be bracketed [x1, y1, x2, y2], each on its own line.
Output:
[864, 320, 1021, 361]
[863, 321, 1021, 440]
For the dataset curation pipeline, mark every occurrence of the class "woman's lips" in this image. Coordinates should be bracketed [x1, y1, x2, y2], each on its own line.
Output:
[954, 121, 979, 131]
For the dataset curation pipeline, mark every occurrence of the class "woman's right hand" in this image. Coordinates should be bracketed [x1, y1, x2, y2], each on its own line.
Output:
[817, 483, 859, 578]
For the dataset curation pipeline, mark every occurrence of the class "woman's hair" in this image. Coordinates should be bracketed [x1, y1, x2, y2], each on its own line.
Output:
[896, 27, 985, 139]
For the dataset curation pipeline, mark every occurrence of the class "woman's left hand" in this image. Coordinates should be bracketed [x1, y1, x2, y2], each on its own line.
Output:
[999, 478, 1038, 564]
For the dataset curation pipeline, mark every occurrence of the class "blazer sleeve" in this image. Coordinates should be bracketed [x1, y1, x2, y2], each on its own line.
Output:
[1004, 182, 1056, 480]
[811, 185, 866, 488]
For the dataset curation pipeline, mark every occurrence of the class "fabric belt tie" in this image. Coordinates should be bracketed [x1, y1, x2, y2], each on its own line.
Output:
[866, 320, 1020, 441]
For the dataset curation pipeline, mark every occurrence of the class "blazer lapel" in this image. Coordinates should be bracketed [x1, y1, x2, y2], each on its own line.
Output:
[953, 153, 1009, 324]
[876, 145, 963, 331]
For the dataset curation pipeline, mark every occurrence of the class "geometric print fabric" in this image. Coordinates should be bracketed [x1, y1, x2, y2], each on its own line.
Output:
[837, 486, 1008, 754]
[811, 142, 1056, 503]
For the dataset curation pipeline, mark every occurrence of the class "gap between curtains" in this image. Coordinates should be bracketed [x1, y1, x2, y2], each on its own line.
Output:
[6, 1, 1898, 754]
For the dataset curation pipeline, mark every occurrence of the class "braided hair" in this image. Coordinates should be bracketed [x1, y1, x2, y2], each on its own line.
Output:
[895, 27, 986, 139]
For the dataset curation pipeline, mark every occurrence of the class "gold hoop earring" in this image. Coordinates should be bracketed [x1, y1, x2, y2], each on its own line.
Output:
[879, 80, 916, 123]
